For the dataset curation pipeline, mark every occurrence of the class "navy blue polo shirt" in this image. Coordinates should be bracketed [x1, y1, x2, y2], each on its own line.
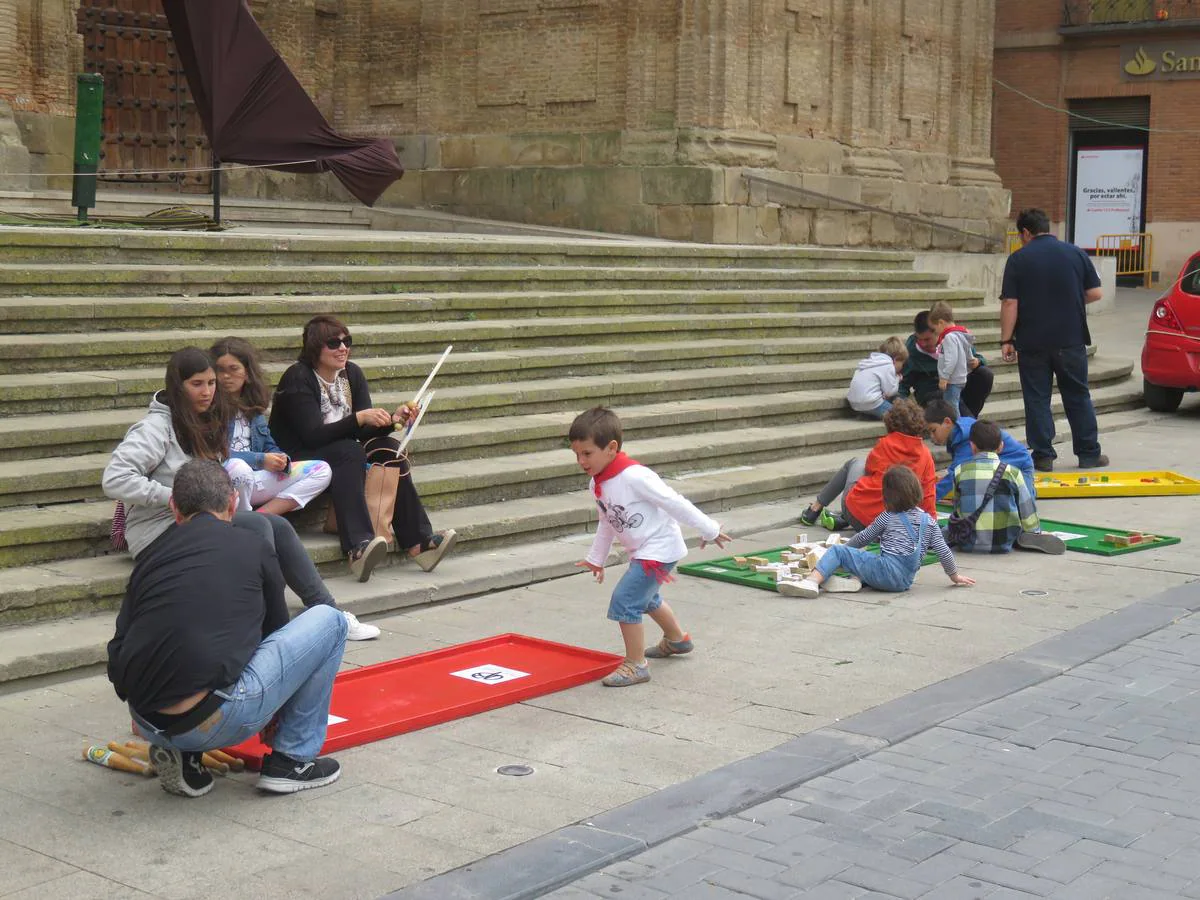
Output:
[999, 234, 1100, 352]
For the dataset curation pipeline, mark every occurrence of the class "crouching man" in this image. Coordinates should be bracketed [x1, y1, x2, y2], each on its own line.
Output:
[107, 458, 348, 797]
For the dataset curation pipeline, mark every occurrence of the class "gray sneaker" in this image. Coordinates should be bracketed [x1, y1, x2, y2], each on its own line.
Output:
[645, 634, 694, 658]
[601, 661, 651, 687]
[1017, 531, 1066, 555]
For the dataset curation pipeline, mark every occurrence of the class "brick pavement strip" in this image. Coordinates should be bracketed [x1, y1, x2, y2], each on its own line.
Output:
[389, 587, 1200, 899]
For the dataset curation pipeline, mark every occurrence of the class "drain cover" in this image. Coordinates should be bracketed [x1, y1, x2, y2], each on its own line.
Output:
[1020, 589, 1049, 597]
[496, 764, 534, 777]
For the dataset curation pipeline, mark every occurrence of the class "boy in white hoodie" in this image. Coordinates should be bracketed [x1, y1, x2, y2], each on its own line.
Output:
[846, 337, 908, 418]
[570, 407, 731, 687]
[928, 300, 975, 412]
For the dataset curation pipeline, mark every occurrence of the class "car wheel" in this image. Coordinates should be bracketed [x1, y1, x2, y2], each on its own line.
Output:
[1143, 378, 1184, 413]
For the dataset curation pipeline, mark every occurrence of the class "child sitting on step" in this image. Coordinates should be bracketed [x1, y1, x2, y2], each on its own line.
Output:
[570, 406, 730, 688]
[782, 464, 974, 598]
[210, 337, 332, 516]
[846, 336, 908, 419]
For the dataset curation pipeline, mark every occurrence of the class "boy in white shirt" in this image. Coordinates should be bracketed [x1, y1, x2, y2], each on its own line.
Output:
[570, 407, 731, 687]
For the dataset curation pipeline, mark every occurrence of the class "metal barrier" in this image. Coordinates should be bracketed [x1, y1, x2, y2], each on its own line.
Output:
[1095, 233, 1154, 288]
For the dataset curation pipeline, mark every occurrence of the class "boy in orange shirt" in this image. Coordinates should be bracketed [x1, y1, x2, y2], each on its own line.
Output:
[799, 399, 937, 531]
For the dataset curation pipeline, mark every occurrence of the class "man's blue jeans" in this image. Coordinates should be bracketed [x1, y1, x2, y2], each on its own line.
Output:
[815, 546, 916, 592]
[1016, 345, 1101, 463]
[130, 605, 348, 761]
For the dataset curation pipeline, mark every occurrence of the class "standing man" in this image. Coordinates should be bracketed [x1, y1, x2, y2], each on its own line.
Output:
[898, 310, 994, 416]
[1000, 208, 1108, 472]
[108, 459, 348, 798]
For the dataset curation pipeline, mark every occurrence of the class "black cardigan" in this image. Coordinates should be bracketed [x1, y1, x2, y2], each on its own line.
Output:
[269, 360, 393, 456]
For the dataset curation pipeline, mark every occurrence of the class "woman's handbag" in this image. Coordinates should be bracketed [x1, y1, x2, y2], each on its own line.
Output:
[323, 437, 409, 547]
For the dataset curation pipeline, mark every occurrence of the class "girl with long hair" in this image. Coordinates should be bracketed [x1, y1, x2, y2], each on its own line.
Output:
[210, 337, 331, 517]
[102, 347, 380, 641]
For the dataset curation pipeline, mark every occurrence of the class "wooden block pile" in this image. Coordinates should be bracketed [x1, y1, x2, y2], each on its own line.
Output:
[1102, 531, 1157, 548]
[732, 532, 847, 592]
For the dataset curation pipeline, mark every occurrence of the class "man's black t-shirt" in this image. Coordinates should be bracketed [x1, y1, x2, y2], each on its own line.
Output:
[1000, 234, 1101, 352]
[107, 513, 289, 713]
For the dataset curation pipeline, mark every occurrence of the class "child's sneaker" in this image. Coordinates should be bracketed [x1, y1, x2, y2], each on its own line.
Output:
[799, 506, 821, 526]
[645, 634, 694, 658]
[819, 508, 848, 531]
[602, 660, 651, 687]
[778, 578, 821, 599]
[823, 575, 863, 593]
[1016, 531, 1066, 555]
[150, 746, 214, 798]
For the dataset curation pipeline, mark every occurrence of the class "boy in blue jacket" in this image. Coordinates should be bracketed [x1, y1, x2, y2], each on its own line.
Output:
[922, 399, 1036, 502]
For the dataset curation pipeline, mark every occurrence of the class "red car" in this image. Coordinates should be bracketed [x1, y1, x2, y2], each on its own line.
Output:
[1141, 249, 1200, 412]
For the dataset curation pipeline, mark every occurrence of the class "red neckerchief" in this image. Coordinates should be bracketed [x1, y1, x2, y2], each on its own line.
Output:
[592, 451, 640, 497]
[936, 324, 970, 348]
[638, 559, 676, 584]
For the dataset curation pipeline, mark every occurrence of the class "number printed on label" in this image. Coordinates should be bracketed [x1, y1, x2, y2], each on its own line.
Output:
[450, 664, 531, 685]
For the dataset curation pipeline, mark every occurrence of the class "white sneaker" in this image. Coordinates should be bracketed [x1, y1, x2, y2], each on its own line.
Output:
[777, 578, 821, 599]
[823, 575, 863, 593]
[342, 610, 381, 641]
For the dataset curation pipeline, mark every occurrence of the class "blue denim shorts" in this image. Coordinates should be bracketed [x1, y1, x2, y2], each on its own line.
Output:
[608, 560, 675, 624]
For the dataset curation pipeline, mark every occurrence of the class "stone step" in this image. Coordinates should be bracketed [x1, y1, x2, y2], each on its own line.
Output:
[0, 226, 918, 269]
[0, 374, 1142, 572]
[0, 356, 1131, 505]
[0, 402, 1153, 637]
[0, 262, 951, 297]
[0, 307, 1004, 374]
[0, 355, 1018, 460]
[0, 286, 988, 333]
[0, 330, 1010, 416]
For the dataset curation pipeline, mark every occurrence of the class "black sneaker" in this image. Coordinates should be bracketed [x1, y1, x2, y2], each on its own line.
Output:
[1033, 457, 1054, 473]
[799, 507, 820, 526]
[150, 745, 214, 798]
[257, 751, 342, 794]
[1078, 454, 1110, 469]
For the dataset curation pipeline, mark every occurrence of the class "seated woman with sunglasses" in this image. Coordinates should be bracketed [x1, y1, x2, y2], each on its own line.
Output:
[269, 315, 456, 582]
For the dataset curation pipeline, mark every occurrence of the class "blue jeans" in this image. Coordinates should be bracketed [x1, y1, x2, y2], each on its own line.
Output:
[130, 605, 348, 761]
[941, 382, 964, 412]
[1016, 345, 1101, 463]
[864, 399, 892, 419]
[815, 545, 916, 592]
[608, 561, 675, 624]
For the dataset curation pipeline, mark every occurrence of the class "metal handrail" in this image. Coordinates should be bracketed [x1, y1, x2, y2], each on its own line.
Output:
[740, 173, 1005, 249]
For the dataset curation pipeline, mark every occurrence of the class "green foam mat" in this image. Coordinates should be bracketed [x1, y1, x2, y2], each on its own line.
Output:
[933, 506, 1181, 556]
[678, 544, 938, 593]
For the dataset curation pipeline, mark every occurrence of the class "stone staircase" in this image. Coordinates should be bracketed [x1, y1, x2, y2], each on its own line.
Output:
[0, 226, 1142, 679]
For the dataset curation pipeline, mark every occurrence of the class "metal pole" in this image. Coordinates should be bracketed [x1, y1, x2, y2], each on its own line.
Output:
[212, 156, 222, 225]
[72, 74, 104, 224]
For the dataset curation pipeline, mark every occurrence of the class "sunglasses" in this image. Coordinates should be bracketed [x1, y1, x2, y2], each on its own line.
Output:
[324, 335, 353, 350]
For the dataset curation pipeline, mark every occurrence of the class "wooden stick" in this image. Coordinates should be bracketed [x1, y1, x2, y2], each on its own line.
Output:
[121, 741, 151, 763]
[412, 345, 452, 406]
[201, 753, 230, 774]
[207, 749, 244, 771]
[83, 745, 153, 776]
[397, 390, 433, 454]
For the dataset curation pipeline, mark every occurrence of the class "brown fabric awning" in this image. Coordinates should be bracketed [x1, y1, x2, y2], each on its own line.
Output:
[162, 0, 403, 206]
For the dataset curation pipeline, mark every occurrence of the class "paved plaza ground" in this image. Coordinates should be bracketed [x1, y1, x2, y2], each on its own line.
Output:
[2, 289, 1199, 899]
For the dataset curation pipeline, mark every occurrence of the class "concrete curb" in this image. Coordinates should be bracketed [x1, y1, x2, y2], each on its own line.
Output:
[384, 579, 1200, 900]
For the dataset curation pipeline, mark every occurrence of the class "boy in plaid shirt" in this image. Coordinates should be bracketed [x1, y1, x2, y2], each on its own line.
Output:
[950, 420, 1064, 555]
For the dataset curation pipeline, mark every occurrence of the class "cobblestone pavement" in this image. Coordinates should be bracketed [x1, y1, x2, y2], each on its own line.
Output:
[545, 611, 1200, 900]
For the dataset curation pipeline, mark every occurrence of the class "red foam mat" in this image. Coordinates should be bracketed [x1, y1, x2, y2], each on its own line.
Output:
[224, 633, 622, 769]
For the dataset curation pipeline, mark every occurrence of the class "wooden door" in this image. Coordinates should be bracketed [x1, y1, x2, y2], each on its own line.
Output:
[76, 0, 210, 191]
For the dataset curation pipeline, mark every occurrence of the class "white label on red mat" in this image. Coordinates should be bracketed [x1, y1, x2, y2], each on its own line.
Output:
[328, 714, 348, 725]
[451, 664, 530, 685]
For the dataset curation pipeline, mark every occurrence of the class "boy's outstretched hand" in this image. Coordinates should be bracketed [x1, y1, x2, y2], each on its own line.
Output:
[950, 573, 976, 586]
[700, 531, 733, 550]
[575, 560, 605, 583]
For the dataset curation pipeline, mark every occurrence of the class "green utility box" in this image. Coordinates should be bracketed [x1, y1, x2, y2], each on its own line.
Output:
[71, 73, 105, 221]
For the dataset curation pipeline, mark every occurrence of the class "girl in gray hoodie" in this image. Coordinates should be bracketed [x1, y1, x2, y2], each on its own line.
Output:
[102, 348, 380, 641]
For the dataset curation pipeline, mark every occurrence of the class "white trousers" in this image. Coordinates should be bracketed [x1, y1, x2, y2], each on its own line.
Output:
[224, 458, 332, 512]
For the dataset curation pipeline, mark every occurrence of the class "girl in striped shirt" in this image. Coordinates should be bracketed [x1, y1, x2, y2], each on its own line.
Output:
[784, 465, 974, 598]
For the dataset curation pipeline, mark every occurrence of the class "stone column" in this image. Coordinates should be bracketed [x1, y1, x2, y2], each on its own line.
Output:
[949, 0, 1003, 190]
[843, 0, 903, 180]
[674, 0, 776, 166]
